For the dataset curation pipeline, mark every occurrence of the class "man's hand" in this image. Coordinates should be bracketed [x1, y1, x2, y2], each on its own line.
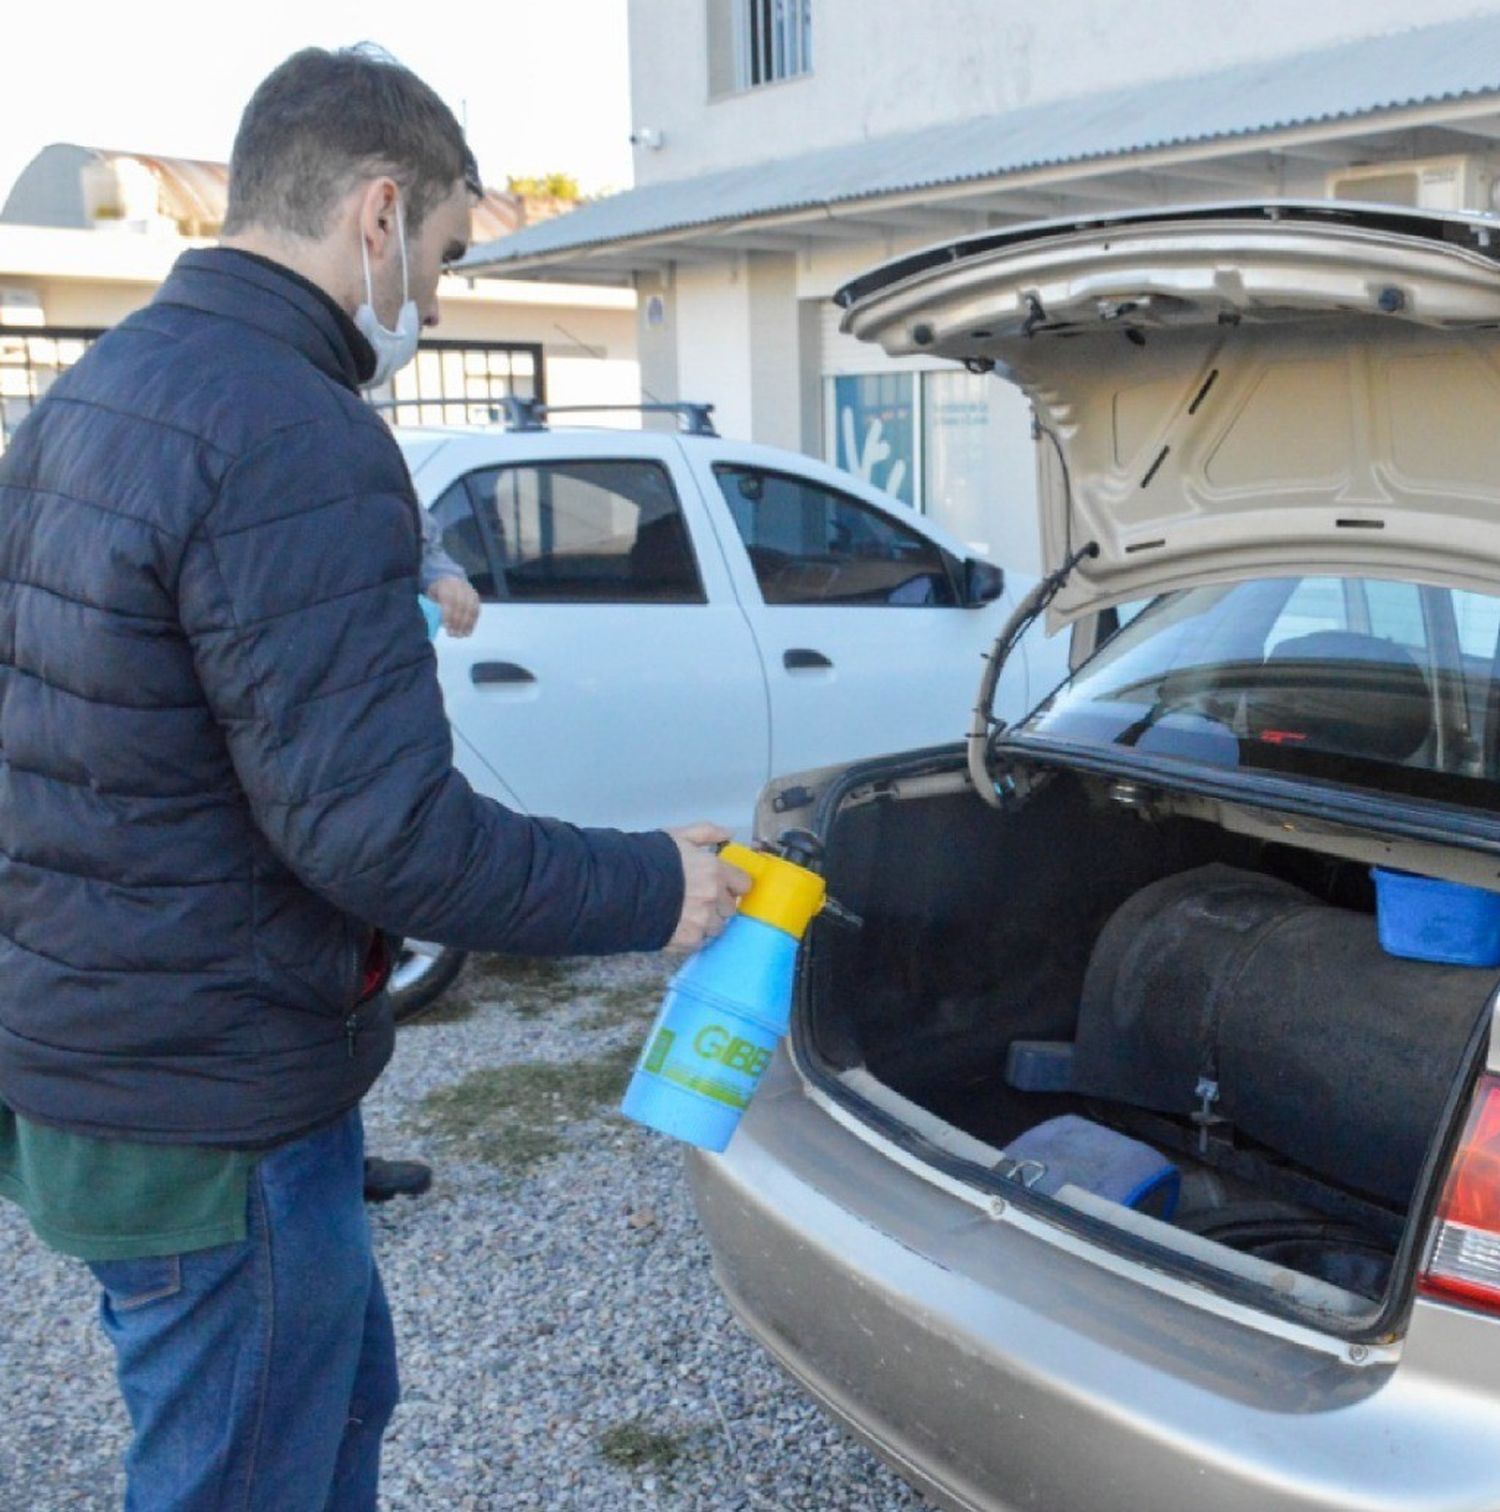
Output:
[425, 576, 481, 637]
[665, 823, 752, 953]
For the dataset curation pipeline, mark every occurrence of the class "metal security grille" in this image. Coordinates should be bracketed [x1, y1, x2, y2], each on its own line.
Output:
[382, 339, 545, 429]
[0, 327, 104, 454]
[0, 332, 547, 448]
[739, 0, 812, 88]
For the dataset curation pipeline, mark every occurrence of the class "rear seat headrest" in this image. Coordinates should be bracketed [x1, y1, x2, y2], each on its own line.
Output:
[1243, 630, 1431, 763]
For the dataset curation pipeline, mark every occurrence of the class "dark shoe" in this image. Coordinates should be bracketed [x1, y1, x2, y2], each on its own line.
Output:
[363, 1156, 433, 1203]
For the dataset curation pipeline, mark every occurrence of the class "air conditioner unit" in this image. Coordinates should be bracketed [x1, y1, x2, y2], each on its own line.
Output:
[1326, 155, 1497, 213]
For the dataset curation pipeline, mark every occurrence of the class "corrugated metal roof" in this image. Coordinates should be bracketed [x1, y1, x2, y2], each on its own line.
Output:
[464, 11, 1500, 270]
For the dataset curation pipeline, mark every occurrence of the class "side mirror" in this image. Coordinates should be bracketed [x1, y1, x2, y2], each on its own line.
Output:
[962, 557, 1005, 607]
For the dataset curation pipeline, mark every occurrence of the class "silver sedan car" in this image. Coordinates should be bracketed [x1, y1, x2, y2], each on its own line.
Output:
[688, 203, 1500, 1511]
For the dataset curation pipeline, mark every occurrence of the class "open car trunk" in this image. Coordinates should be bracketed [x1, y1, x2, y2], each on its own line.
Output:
[797, 756, 1497, 1336]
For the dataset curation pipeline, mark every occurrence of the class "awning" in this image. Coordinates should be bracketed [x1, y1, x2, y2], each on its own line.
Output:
[462, 12, 1500, 282]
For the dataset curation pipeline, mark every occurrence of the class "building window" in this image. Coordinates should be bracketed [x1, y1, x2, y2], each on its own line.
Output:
[377, 339, 544, 429]
[921, 368, 1015, 554]
[828, 373, 917, 508]
[0, 327, 103, 455]
[738, 0, 812, 88]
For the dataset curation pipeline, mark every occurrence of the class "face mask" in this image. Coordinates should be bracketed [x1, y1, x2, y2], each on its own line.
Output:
[355, 195, 420, 389]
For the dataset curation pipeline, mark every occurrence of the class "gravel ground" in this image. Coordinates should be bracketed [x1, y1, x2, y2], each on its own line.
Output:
[0, 953, 932, 1511]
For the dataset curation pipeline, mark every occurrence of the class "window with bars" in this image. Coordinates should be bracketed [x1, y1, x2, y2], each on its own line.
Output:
[737, 0, 812, 88]
[380, 339, 545, 429]
[0, 328, 103, 454]
[2, 331, 547, 454]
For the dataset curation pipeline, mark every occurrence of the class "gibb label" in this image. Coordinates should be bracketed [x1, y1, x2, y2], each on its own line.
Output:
[640, 1017, 774, 1111]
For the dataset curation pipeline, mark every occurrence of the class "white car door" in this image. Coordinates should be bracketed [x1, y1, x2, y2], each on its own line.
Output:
[422, 436, 769, 835]
[682, 445, 1037, 778]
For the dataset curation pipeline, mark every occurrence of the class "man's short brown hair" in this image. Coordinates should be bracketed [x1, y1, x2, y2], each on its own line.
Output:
[224, 45, 480, 238]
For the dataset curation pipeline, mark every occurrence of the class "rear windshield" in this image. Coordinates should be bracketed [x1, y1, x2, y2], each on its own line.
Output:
[1017, 576, 1500, 810]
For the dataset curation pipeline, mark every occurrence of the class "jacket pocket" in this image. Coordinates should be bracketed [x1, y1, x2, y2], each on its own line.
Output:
[87, 1254, 182, 1311]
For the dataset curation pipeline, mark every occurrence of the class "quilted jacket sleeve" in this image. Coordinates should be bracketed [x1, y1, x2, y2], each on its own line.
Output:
[177, 415, 684, 955]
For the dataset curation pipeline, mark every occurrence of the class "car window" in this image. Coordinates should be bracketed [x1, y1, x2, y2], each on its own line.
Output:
[462, 460, 704, 604]
[1266, 577, 1427, 651]
[429, 479, 501, 601]
[711, 464, 957, 607]
[1018, 575, 1500, 807]
[1456, 593, 1500, 662]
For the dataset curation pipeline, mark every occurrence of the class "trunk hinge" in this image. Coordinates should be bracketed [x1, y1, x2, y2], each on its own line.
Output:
[968, 539, 1099, 810]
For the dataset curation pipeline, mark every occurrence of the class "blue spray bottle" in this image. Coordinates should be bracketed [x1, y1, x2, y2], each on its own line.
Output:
[621, 830, 846, 1152]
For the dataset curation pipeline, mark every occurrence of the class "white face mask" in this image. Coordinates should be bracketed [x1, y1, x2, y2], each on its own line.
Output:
[355, 195, 420, 390]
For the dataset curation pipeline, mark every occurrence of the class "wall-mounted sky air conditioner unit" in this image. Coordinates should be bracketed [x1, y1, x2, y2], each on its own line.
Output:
[1326, 155, 1498, 214]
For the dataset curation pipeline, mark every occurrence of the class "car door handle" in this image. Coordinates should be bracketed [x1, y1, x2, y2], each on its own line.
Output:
[470, 661, 537, 686]
[783, 649, 833, 671]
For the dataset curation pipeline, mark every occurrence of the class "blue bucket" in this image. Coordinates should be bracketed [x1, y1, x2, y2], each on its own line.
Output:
[1372, 867, 1500, 967]
[621, 915, 798, 1152]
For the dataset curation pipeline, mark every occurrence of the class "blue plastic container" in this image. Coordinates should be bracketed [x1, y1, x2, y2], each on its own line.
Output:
[419, 596, 442, 639]
[620, 915, 799, 1152]
[1003, 1115, 1180, 1219]
[1372, 867, 1500, 967]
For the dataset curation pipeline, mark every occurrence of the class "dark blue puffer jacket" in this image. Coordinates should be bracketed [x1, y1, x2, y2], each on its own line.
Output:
[0, 249, 684, 1147]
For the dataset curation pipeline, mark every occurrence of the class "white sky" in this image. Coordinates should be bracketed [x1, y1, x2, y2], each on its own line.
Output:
[0, 0, 635, 205]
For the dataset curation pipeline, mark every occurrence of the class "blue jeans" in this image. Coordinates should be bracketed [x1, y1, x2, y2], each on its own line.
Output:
[86, 1109, 399, 1511]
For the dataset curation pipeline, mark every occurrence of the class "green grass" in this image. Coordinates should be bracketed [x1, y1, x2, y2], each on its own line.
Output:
[578, 981, 660, 1032]
[597, 1419, 688, 1473]
[464, 954, 583, 1019]
[415, 1042, 638, 1175]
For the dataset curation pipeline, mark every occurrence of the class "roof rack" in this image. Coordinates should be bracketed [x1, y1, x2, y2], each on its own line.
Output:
[501, 398, 718, 437]
[368, 398, 512, 423]
[369, 396, 719, 437]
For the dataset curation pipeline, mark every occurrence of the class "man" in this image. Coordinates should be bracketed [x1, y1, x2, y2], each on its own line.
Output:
[0, 45, 747, 1511]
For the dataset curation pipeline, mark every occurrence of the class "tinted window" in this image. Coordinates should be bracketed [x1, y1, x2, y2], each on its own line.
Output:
[464, 460, 703, 604]
[712, 464, 956, 607]
[1020, 576, 1500, 808]
[429, 480, 501, 600]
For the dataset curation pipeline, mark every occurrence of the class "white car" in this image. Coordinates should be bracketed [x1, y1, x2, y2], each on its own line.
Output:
[390, 407, 1066, 1013]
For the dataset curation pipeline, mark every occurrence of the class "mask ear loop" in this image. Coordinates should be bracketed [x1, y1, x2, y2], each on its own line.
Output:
[359, 224, 376, 308]
[359, 189, 409, 316]
[394, 191, 410, 306]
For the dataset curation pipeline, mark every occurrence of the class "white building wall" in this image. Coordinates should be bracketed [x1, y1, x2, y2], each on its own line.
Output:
[630, 0, 1500, 185]
[674, 259, 755, 438]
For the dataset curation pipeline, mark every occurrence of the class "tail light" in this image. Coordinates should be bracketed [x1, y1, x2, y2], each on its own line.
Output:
[1419, 1073, 1500, 1313]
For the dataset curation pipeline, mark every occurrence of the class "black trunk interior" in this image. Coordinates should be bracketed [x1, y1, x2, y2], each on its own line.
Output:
[808, 770, 1497, 1302]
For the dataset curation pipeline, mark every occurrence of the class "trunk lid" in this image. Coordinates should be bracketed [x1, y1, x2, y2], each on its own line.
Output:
[837, 202, 1500, 623]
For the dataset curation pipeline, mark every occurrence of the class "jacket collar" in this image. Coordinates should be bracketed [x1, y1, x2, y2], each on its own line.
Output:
[153, 248, 377, 392]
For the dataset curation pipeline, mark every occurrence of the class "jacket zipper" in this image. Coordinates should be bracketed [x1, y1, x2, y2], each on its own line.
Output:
[344, 933, 365, 1058]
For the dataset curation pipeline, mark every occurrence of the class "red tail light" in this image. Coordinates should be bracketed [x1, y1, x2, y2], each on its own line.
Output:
[1419, 1074, 1500, 1313]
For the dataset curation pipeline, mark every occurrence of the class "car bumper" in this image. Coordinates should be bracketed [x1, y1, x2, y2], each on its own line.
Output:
[686, 1050, 1500, 1512]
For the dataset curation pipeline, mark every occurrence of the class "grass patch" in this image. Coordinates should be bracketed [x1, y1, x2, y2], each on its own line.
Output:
[464, 955, 581, 1019]
[578, 981, 660, 1032]
[597, 1419, 688, 1473]
[415, 1043, 637, 1175]
[399, 992, 482, 1028]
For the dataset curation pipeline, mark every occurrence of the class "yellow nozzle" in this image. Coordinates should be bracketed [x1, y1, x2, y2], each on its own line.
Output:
[719, 842, 827, 940]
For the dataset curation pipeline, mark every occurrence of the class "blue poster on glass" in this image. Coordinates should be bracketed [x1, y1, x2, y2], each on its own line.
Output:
[833, 373, 916, 507]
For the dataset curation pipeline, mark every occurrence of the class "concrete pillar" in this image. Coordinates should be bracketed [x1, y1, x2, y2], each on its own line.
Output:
[633, 268, 680, 427]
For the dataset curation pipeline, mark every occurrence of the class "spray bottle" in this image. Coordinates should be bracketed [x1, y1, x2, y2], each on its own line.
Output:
[621, 830, 851, 1152]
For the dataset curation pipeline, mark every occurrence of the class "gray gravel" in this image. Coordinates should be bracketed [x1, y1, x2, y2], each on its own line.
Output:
[0, 953, 931, 1511]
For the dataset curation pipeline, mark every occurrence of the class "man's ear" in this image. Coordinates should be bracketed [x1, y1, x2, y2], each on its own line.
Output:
[357, 177, 401, 258]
